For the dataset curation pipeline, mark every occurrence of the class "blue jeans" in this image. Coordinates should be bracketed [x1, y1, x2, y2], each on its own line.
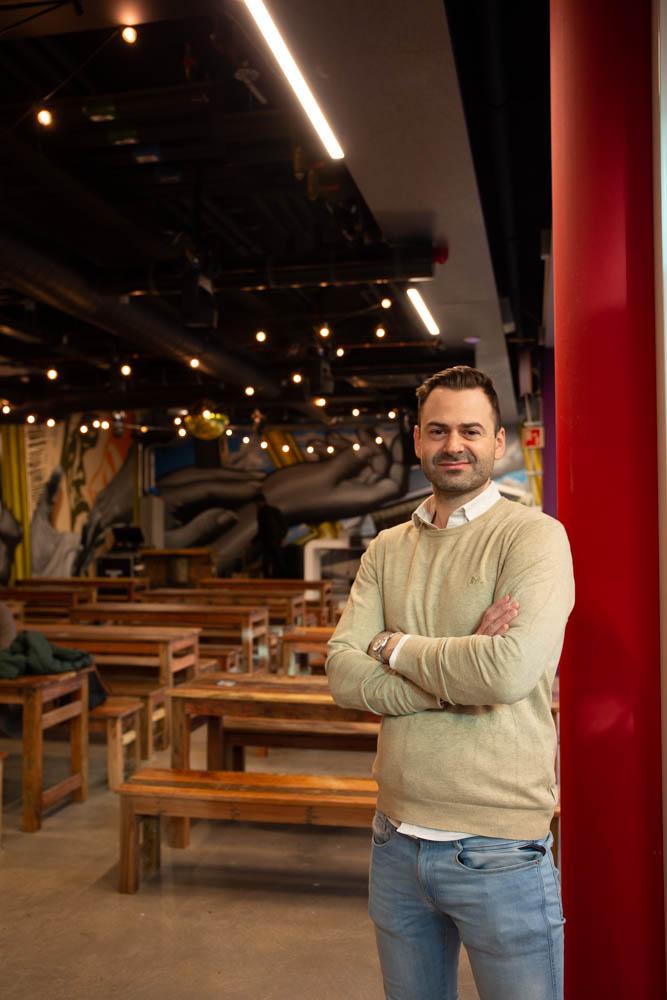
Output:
[369, 811, 564, 1000]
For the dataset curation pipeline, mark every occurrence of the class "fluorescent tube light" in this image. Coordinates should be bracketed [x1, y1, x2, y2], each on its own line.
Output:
[406, 287, 440, 336]
[242, 0, 344, 160]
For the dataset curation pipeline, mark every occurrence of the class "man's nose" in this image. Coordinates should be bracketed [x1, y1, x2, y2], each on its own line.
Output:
[445, 435, 465, 453]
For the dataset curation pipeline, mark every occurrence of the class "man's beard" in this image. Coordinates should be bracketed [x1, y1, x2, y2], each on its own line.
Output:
[422, 451, 493, 497]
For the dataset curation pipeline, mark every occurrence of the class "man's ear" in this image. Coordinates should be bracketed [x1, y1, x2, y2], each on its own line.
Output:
[494, 427, 506, 460]
[413, 423, 422, 459]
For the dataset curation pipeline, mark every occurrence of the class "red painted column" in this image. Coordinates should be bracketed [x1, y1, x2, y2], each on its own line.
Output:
[551, 1, 666, 996]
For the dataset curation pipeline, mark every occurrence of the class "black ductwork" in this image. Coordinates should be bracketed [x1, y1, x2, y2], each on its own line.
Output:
[0, 232, 277, 398]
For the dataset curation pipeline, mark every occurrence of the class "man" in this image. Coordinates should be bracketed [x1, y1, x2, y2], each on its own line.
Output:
[326, 366, 574, 1000]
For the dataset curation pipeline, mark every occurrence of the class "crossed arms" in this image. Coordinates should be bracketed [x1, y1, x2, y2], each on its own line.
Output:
[325, 520, 574, 716]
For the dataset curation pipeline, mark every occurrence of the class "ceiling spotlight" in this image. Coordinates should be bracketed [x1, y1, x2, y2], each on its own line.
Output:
[255, 330, 267, 343]
[189, 358, 200, 369]
[140, 425, 148, 434]
[388, 409, 397, 419]
[174, 416, 182, 426]
[36, 108, 53, 127]
[406, 287, 440, 336]
[120, 363, 132, 376]
[375, 325, 386, 339]
[291, 372, 303, 384]
[336, 347, 345, 357]
[46, 368, 58, 381]
[352, 442, 361, 452]
[26, 414, 36, 424]
[121, 25, 138, 44]
[326, 445, 334, 454]
[381, 297, 392, 309]
[260, 440, 268, 449]
[375, 435, 383, 445]
[1, 405, 10, 415]
[242, 435, 250, 444]
[306, 445, 314, 454]
[92, 419, 101, 429]
[352, 407, 360, 417]
[101, 420, 110, 430]
[318, 324, 331, 339]
[241, 0, 344, 160]
[178, 427, 187, 438]
[244, 386, 255, 396]
[314, 397, 326, 407]
[202, 409, 212, 420]
[80, 424, 88, 434]
[46, 418, 56, 428]
[281, 443, 290, 453]
[225, 428, 233, 437]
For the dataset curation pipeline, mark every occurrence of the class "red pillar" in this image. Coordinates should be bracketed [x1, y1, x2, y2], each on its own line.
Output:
[551, 0, 666, 996]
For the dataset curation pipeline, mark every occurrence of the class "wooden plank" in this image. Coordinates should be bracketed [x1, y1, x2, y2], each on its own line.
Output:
[22, 689, 43, 832]
[41, 700, 81, 730]
[119, 797, 140, 893]
[41, 772, 82, 810]
[70, 673, 88, 803]
[129, 767, 376, 793]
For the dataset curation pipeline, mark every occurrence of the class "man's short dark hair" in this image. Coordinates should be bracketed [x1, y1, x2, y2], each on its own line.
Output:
[416, 366, 502, 433]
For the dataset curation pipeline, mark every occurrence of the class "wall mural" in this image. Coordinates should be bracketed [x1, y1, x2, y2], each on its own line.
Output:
[0, 415, 528, 582]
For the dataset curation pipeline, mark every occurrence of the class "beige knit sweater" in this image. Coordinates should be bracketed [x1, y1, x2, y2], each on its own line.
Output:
[326, 498, 574, 840]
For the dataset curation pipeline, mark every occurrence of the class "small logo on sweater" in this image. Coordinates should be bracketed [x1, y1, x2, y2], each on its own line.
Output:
[468, 575, 485, 585]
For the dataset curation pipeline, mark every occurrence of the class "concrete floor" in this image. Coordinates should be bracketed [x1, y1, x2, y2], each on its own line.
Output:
[0, 734, 479, 1000]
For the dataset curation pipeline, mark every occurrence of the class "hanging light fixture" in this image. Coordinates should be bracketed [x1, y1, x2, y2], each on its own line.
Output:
[36, 108, 53, 127]
[121, 25, 138, 44]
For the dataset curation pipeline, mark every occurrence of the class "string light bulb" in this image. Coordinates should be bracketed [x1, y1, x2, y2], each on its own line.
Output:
[36, 108, 53, 127]
[46, 418, 56, 428]
[291, 372, 303, 384]
[178, 427, 187, 438]
[352, 442, 361, 452]
[225, 428, 233, 437]
[242, 435, 250, 444]
[375, 435, 383, 445]
[1, 404, 11, 415]
[318, 324, 331, 339]
[244, 386, 255, 397]
[174, 416, 182, 426]
[381, 297, 392, 309]
[326, 445, 334, 454]
[314, 397, 326, 407]
[92, 419, 101, 429]
[306, 445, 315, 454]
[27, 414, 36, 424]
[375, 325, 386, 339]
[388, 409, 397, 419]
[121, 25, 138, 44]
[336, 347, 345, 357]
[281, 443, 290, 453]
[260, 440, 268, 449]
[46, 368, 58, 380]
[140, 425, 148, 434]
[189, 358, 200, 369]
[352, 407, 360, 417]
[120, 363, 132, 376]
[202, 409, 212, 420]
[80, 424, 88, 434]
[101, 420, 110, 430]
[255, 330, 267, 343]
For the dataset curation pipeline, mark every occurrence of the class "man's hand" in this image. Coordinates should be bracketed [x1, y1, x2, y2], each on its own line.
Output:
[475, 595, 519, 636]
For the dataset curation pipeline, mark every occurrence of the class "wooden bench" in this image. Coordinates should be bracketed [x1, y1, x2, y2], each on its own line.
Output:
[0, 585, 97, 621]
[117, 767, 377, 893]
[103, 681, 167, 759]
[0, 751, 7, 843]
[18, 576, 149, 601]
[218, 718, 379, 770]
[279, 626, 335, 674]
[201, 577, 334, 625]
[145, 588, 307, 628]
[89, 697, 142, 790]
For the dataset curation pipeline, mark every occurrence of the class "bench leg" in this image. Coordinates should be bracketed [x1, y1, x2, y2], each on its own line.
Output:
[168, 697, 190, 848]
[119, 798, 140, 893]
[0, 756, 4, 845]
[224, 743, 246, 771]
[138, 701, 153, 760]
[70, 674, 88, 803]
[206, 718, 223, 770]
[22, 690, 43, 832]
[106, 718, 124, 791]
[130, 713, 141, 776]
[141, 816, 161, 877]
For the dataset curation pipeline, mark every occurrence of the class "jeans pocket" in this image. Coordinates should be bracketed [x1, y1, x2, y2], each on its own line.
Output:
[371, 810, 395, 848]
[455, 837, 547, 874]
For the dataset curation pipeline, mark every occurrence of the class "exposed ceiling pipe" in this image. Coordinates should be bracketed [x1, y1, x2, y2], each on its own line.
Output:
[0, 231, 278, 398]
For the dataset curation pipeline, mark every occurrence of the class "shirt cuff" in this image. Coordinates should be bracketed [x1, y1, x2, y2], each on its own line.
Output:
[388, 632, 411, 668]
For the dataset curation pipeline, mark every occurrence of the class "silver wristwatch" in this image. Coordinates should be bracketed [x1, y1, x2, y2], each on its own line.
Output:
[369, 630, 395, 663]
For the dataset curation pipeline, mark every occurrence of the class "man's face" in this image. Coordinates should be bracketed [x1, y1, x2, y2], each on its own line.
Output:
[414, 387, 505, 497]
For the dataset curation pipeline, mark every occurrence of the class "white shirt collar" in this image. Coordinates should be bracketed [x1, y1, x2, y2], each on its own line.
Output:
[411, 481, 502, 530]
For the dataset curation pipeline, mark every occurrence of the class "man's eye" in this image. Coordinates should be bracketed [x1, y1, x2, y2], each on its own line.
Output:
[465, 430, 480, 437]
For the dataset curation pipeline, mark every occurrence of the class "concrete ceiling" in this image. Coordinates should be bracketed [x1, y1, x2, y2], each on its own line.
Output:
[266, 0, 517, 421]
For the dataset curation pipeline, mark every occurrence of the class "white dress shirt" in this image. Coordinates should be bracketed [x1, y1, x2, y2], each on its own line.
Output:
[387, 481, 502, 841]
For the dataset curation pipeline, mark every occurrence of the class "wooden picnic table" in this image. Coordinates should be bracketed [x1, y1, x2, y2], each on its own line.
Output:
[0, 667, 91, 831]
[70, 602, 269, 672]
[280, 626, 336, 674]
[18, 576, 149, 601]
[200, 577, 334, 625]
[144, 588, 306, 627]
[141, 548, 213, 588]
[166, 672, 375, 846]
[0, 585, 97, 620]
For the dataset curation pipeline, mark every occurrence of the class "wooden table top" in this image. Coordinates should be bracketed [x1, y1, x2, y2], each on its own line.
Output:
[166, 674, 339, 706]
[0, 665, 93, 691]
[18, 576, 149, 588]
[34, 623, 201, 640]
[72, 602, 269, 622]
